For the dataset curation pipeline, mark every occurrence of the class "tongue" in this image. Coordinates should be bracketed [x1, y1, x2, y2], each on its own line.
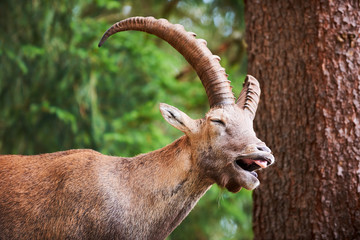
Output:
[254, 160, 268, 168]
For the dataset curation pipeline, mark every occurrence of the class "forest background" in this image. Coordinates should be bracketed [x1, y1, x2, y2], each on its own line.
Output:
[0, 1, 253, 239]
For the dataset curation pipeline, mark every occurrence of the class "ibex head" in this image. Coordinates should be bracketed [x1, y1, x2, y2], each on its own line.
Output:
[99, 17, 274, 193]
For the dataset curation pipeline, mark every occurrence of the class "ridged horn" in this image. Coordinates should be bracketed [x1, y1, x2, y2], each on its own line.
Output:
[98, 16, 235, 107]
[236, 75, 261, 120]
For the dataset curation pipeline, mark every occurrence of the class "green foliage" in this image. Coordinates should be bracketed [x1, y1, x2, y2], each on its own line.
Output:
[170, 186, 253, 240]
[0, 0, 251, 239]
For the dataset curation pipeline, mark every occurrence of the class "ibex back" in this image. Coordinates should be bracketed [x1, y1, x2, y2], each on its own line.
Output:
[0, 17, 274, 240]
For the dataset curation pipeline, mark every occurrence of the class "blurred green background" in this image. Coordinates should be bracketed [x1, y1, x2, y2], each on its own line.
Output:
[0, 0, 252, 239]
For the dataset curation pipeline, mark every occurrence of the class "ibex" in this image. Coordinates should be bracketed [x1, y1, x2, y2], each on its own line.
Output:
[0, 17, 274, 239]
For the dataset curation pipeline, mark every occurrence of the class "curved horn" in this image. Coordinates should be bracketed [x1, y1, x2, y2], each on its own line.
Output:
[236, 75, 261, 120]
[98, 16, 235, 107]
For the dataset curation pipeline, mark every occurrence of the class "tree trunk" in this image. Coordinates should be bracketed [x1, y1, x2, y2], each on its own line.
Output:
[245, 1, 360, 239]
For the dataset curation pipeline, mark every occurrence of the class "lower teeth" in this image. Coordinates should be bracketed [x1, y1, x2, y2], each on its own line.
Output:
[251, 171, 258, 178]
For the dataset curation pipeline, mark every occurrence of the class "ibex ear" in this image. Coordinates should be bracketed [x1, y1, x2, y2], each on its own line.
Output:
[236, 75, 261, 120]
[159, 103, 198, 134]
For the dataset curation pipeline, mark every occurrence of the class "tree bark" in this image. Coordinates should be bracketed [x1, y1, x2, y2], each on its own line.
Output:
[245, 1, 360, 239]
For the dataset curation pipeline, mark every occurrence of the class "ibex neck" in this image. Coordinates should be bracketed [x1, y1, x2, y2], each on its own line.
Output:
[118, 136, 212, 239]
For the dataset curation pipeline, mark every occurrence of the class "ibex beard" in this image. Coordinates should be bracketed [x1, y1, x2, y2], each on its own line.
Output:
[0, 17, 274, 240]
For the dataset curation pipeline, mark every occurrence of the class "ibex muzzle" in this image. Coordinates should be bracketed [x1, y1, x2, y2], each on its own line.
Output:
[0, 17, 274, 239]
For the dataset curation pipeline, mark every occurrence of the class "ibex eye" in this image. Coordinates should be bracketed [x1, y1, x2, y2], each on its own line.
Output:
[210, 119, 226, 126]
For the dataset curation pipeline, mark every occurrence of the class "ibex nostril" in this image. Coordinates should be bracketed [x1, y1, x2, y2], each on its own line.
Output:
[257, 146, 271, 153]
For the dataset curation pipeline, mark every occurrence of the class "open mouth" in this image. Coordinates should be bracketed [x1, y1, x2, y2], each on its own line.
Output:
[235, 155, 272, 178]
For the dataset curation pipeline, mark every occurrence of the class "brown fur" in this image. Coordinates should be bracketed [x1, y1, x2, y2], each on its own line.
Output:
[0, 138, 208, 239]
[0, 102, 274, 239]
[0, 16, 274, 238]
